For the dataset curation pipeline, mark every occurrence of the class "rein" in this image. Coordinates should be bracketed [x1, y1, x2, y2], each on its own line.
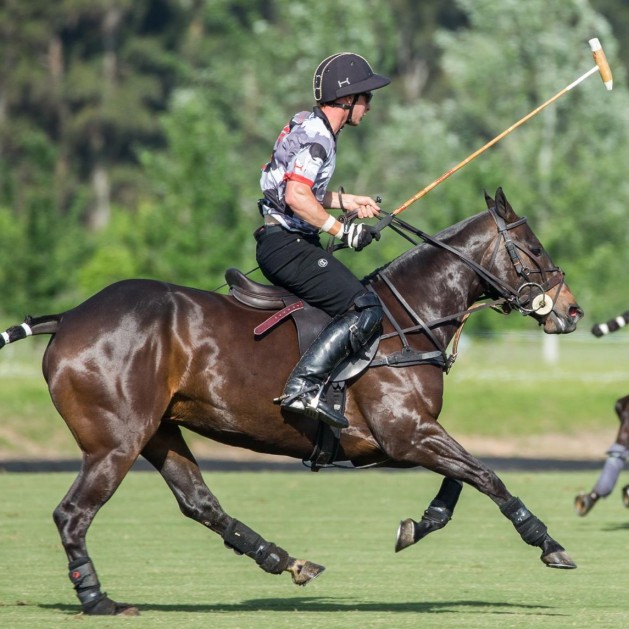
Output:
[368, 206, 566, 372]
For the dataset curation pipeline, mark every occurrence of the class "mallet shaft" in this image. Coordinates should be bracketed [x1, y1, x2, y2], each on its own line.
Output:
[392, 39, 613, 216]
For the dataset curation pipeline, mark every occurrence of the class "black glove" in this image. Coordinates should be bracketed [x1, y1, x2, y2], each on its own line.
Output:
[341, 222, 381, 251]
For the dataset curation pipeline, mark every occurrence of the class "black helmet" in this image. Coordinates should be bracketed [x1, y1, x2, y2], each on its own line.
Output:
[313, 52, 390, 103]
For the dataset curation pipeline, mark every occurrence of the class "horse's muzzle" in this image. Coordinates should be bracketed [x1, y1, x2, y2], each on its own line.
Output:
[542, 302, 584, 334]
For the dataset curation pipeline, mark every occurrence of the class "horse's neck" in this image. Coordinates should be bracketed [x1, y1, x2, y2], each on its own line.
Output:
[372, 215, 492, 345]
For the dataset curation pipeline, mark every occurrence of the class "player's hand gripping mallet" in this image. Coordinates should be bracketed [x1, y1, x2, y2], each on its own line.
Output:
[391, 38, 613, 217]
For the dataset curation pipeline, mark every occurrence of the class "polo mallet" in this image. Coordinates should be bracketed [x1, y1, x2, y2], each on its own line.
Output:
[383, 37, 613, 221]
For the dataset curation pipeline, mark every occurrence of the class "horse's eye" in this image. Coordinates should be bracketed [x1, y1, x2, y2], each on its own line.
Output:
[531, 247, 542, 256]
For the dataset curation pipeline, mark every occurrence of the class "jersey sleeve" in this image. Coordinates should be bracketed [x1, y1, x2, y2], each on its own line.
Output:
[284, 120, 333, 189]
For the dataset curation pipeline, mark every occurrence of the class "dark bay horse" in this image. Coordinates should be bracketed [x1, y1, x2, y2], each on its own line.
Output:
[0, 188, 583, 616]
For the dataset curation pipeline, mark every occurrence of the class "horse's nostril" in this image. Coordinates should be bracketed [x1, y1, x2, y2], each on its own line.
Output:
[569, 306, 583, 319]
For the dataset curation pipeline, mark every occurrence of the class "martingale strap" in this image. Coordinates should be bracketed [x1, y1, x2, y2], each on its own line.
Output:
[373, 276, 449, 369]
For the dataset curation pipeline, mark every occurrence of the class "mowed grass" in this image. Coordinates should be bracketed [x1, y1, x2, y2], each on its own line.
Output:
[0, 470, 628, 628]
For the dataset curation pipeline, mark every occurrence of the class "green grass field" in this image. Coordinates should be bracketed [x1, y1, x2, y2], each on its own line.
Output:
[0, 470, 628, 628]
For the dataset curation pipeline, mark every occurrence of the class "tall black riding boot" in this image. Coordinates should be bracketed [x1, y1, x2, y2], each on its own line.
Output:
[279, 313, 357, 429]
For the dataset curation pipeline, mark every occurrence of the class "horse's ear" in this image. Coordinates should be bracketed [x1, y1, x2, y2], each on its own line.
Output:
[484, 189, 494, 208]
[494, 187, 516, 220]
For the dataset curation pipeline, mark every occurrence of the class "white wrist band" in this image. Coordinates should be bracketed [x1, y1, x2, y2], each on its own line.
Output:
[321, 215, 336, 234]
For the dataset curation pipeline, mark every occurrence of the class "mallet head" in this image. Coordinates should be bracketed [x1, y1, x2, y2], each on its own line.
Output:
[589, 38, 613, 90]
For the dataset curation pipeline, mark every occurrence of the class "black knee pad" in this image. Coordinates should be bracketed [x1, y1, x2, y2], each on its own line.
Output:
[348, 291, 383, 350]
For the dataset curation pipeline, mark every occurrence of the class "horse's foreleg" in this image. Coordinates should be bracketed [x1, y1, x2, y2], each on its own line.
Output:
[53, 452, 140, 616]
[395, 477, 462, 552]
[141, 424, 325, 586]
[390, 422, 576, 568]
[499, 496, 575, 568]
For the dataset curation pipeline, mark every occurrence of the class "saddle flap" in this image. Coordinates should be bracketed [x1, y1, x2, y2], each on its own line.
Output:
[226, 268, 379, 381]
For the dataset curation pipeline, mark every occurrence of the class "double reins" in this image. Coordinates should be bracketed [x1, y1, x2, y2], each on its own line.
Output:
[368, 206, 564, 315]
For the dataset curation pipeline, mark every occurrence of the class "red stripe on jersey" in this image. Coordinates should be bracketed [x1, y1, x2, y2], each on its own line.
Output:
[284, 173, 314, 187]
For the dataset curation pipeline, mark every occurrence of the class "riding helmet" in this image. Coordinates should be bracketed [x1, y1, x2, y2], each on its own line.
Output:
[313, 52, 391, 103]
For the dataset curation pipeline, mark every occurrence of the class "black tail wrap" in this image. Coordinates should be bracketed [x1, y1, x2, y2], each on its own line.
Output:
[0, 324, 29, 349]
[68, 557, 106, 612]
[592, 311, 629, 337]
[500, 497, 548, 546]
[223, 519, 290, 575]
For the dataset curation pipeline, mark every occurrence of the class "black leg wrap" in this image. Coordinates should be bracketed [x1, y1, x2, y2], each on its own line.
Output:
[434, 477, 463, 511]
[500, 497, 548, 546]
[414, 478, 462, 540]
[223, 519, 290, 575]
[68, 557, 106, 612]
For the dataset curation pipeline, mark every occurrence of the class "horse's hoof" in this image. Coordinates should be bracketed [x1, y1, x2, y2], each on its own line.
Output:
[286, 558, 325, 586]
[541, 550, 577, 569]
[395, 518, 418, 553]
[574, 492, 598, 517]
[622, 485, 629, 508]
[82, 596, 140, 616]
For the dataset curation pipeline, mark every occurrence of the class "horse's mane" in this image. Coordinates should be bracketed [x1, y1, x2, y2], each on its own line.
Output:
[363, 210, 486, 283]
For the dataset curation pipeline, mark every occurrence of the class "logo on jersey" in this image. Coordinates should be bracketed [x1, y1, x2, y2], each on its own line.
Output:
[318, 258, 328, 268]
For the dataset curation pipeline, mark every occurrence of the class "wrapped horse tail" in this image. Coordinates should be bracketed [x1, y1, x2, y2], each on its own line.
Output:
[591, 311, 629, 337]
[0, 314, 60, 350]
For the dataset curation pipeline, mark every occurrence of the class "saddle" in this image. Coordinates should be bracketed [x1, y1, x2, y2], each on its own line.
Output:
[225, 267, 379, 471]
[225, 268, 379, 382]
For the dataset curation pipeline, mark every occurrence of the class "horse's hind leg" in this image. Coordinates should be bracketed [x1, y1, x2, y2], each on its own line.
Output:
[53, 451, 140, 616]
[140, 423, 325, 586]
[575, 394, 629, 516]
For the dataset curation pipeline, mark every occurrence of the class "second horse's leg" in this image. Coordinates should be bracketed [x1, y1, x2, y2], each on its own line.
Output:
[141, 424, 325, 586]
[575, 395, 629, 516]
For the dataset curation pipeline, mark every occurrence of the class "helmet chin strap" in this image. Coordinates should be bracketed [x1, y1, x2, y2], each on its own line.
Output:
[329, 95, 360, 127]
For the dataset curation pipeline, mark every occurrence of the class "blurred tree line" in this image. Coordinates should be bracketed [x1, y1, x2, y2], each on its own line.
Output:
[1, 0, 628, 330]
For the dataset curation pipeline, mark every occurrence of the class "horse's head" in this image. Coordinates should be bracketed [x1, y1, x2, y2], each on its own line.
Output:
[482, 187, 583, 334]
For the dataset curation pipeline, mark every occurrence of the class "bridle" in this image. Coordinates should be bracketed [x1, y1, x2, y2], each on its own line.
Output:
[483, 206, 565, 315]
[372, 206, 565, 318]
[358, 207, 566, 372]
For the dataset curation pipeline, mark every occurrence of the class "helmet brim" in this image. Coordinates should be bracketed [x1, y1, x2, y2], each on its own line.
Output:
[335, 74, 391, 98]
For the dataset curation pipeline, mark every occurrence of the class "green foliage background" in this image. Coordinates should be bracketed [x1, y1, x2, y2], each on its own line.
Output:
[1, 0, 628, 326]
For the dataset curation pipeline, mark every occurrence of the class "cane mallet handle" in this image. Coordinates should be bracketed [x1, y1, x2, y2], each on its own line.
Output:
[392, 38, 613, 217]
